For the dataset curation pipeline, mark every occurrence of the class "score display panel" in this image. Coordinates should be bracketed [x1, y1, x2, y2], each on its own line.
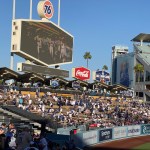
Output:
[11, 19, 73, 66]
[17, 63, 69, 78]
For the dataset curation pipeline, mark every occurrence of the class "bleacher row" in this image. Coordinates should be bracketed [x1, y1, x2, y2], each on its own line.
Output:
[0, 89, 136, 131]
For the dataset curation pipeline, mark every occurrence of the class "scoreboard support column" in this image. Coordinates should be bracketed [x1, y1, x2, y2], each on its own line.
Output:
[10, 52, 14, 70]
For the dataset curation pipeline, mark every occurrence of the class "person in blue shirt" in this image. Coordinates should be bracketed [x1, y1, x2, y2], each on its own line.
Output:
[5, 123, 16, 150]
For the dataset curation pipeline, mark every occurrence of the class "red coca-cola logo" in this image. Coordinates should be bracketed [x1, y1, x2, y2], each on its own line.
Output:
[74, 67, 90, 80]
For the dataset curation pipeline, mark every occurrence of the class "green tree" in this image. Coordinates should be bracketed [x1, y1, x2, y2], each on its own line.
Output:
[134, 63, 144, 82]
[134, 63, 144, 99]
[83, 52, 92, 68]
[102, 65, 108, 71]
[102, 65, 109, 84]
[0, 80, 3, 85]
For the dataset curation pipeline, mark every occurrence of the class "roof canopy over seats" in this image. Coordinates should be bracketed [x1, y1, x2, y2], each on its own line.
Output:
[0, 67, 19, 80]
[131, 33, 150, 42]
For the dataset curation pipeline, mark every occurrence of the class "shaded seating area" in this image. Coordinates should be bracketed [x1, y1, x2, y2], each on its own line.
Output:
[45, 76, 69, 89]
[0, 67, 130, 98]
[0, 67, 19, 81]
[18, 72, 45, 83]
[111, 84, 128, 91]
[67, 78, 89, 90]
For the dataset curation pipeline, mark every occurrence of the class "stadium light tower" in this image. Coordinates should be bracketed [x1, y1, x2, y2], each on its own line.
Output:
[58, 0, 60, 26]
[10, 0, 16, 70]
[30, 0, 33, 19]
[12, 0, 16, 19]
[56, 0, 61, 69]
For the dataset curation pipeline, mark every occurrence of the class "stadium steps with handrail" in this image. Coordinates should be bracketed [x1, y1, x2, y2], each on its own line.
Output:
[0, 108, 43, 130]
[144, 90, 150, 98]
[0, 107, 42, 128]
[0, 106, 57, 132]
[134, 44, 150, 69]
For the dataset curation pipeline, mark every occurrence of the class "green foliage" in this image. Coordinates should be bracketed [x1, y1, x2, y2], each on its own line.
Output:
[102, 65, 108, 70]
[134, 63, 144, 82]
[83, 52, 92, 68]
[0, 80, 3, 85]
[83, 52, 92, 59]
[134, 63, 144, 73]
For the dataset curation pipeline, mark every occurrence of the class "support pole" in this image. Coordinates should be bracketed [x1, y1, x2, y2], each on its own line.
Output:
[29, 0, 33, 20]
[12, 0, 16, 19]
[11, 0, 16, 70]
[10, 52, 14, 70]
[140, 40, 143, 46]
[58, 0, 60, 26]
[55, 0, 61, 69]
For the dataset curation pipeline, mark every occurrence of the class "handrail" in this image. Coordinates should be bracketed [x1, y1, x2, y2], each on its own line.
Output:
[134, 43, 150, 65]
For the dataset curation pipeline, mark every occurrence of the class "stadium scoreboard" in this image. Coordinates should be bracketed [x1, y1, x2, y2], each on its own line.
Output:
[11, 19, 73, 66]
[17, 63, 69, 78]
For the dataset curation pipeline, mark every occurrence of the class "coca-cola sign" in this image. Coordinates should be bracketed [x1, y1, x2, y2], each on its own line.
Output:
[72, 67, 90, 80]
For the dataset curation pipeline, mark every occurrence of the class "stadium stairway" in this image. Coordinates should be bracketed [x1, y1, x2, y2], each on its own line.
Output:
[0, 106, 55, 132]
[134, 44, 150, 70]
[0, 107, 42, 130]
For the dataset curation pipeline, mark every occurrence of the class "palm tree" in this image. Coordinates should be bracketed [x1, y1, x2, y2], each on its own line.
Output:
[134, 63, 144, 82]
[101, 65, 108, 83]
[102, 65, 108, 71]
[83, 52, 92, 68]
[134, 63, 144, 99]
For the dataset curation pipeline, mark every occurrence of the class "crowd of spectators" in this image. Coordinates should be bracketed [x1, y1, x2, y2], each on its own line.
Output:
[0, 122, 76, 150]
[0, 87, 150, 149]
[0, 87, 150, 128]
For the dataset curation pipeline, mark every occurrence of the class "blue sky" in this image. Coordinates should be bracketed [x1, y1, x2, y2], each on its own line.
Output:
[1, 0, 150, 80]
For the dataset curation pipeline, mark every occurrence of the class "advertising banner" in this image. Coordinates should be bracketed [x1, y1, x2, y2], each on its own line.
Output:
[127, 125, 140, 137]
[72, 81, 80, 89]
[141, 124, 150, 135]
[77, 125, 86, 133]
[72, 67, 90, 80]
[82, 130, 98, 146]
[99, 128, 112, 141]
[51, 80, 59, 88]
[113, 127, 127, 139]
[95, 70, 110, 83]
[37, 0, 54, 19]
[57, 126, 76, 135]
[117, 53, 134, 87]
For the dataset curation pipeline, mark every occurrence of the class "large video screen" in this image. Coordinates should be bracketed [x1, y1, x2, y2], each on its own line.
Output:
[19, 20, 73, 66]
[117, 53, 134, 87]
[95, 70, 110, 83]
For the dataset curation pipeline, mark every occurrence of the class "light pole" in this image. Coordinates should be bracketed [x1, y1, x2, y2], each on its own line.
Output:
[58, 0, 60, 26]
[12, 0, 16, 20]
[10, 0, 16, 70]
[29, 0, 32, 20]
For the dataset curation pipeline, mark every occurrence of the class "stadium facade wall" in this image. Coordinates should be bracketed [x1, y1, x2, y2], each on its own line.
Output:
[71, 124, 150, 149]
